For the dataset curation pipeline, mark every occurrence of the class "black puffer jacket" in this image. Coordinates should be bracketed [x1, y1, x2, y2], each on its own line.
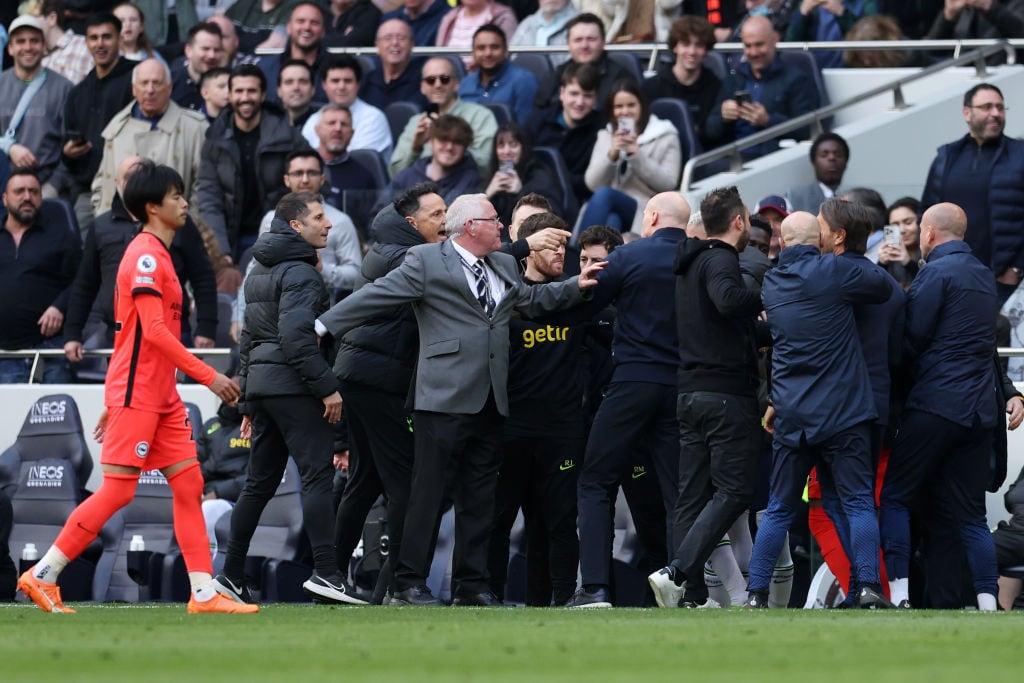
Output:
[332, 203, 425, 394]
[239, 218, 338, 401]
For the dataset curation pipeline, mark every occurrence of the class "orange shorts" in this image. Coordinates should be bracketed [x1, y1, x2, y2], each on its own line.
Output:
[100, 404, 197, 471]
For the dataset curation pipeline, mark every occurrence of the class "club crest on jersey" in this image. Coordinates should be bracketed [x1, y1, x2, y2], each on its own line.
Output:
[137, 254, 157, 273]
[135, 441, 150, 458]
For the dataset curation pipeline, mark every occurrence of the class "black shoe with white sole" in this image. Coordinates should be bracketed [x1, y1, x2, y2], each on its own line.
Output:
[211, 574, 254, 604]
[302, 571, 370, 605]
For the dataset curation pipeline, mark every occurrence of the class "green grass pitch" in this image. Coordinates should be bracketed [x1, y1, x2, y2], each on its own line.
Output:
[2, 603, 1020, 682]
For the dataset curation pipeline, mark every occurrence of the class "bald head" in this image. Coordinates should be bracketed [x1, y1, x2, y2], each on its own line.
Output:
[115, 155, 144, 197]
[780, 211, 820, 248]
[642, 192, 691, 237]
[740, 14, 777, 77]
[920, 202, 967, 258]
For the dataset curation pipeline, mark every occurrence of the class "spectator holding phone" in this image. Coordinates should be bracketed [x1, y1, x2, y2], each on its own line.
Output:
[877, 196, 921, 288]
[704, 15, 819, 159]
[580, 79, 681, 234]
[485, 122, 563, 226]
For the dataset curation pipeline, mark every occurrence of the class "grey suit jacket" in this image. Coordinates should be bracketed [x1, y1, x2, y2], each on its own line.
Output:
[787, 182, 831, 214]
[318, 239, 586, 416]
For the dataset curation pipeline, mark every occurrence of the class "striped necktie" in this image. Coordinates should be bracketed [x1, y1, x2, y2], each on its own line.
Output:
[469, 260, 495, 318]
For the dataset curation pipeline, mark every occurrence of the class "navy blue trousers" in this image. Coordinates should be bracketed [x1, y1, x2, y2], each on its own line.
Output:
[748, 421, 881, 593]
[879, 410, 998, 597]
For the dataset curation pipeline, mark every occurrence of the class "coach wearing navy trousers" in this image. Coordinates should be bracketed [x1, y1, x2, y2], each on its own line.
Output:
[317, 193, 603, 607]
[880, 202, 1005, 611]
[568, 192, 691, 609]
[745, 210, 893, 609]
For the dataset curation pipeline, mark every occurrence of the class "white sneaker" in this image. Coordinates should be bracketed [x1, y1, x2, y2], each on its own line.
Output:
[647, 567, 684, 608]
[697, 597, 724, 609]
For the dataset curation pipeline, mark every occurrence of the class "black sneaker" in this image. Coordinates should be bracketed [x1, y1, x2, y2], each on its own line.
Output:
[564, 587, 611, 609]
[857, 585, 895, 610]
[745, 591, 769, 609]
[302, 571, 370, 605]
[211, 574, 254, 604]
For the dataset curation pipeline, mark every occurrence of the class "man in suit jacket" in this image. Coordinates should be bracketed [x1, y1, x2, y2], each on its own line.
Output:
[316, 193, 604, 606]
[786, 133, 849, 214]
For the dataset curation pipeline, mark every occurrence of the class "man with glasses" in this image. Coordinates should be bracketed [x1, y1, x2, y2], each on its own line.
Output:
[389, 57, 498, 177]
[316, 192, 605, 606]
[921, 82, 1024, 304]
[360, 19, 427, 111]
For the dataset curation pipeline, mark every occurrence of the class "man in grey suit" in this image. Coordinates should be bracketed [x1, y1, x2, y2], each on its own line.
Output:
[316, 193, 605, 606]
[787, 132, 849, 214]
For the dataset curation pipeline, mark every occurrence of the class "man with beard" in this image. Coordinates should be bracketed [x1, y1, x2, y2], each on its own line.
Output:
[921, 83, 1024, 304]
[648, 186, 764, 609]
[0, 169, 81, 383]
[458, 25, 539, 124]
[787, 133, 850, 214]
[197, 64, 309, 261]
[332, 182, 447, 603]
[315, 104, 376, 237]
[360, 19, 427, 111]
[488, 212, 588, 606]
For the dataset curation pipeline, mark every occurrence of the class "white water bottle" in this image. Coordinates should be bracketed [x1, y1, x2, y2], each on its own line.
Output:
[21, 543, 38, 562]
[129, 534, 145, 552]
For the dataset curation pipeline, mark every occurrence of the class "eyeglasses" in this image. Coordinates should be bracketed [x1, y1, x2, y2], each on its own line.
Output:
[287, 170, 322, 178]
[422, 74, 452, 85]
[472, 216, 502, 225]
[969, 103, 1008, 113]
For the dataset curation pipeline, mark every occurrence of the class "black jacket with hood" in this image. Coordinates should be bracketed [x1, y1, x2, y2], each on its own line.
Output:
[239, 218, 338, 401]
[673, 236, 764, 396]
[332, 203, 425, 395]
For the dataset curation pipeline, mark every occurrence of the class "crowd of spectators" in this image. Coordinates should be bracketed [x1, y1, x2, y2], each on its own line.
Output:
[2, 0, 1024, 610]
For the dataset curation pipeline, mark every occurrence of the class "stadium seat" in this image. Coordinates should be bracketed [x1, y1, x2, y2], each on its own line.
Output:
[532, 146, 579, 225]
[384, 100, 421, 146]
[444, 55, 467, 81]
[348, 148, 390, 190]
[650, 98, 701, 184]
[482, 101, 515, 126]
[357, 54, 379, 76]
[607, 52, 643, 84]
[214, 458, 309, 602]
[40, 198, 80, 238]
[703, 51, 727, 81]
[102, 468, 178, 602]
[778, 51, 829, 109]
[9, 458, 122, 602]
[0, 394, 93, 501]
[511, 52, 552, 84]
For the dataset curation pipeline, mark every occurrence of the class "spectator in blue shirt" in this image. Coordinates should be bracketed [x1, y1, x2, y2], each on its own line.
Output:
[458, 24, 539, 123]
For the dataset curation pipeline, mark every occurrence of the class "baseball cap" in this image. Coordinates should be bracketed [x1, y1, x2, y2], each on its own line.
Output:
[755, 195, 789, 217]
[8, 14, 45, 36]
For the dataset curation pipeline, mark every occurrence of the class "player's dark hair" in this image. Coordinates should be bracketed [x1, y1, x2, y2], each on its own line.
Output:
[395, 182, 442, 218]
[820, 197, 873, 255]
[578, 225, 624, 253]
[518, 212, 567, 241]
[275, 191, 324, 223]
[701, 186, 745, 238]
[122, 160, 184, 223]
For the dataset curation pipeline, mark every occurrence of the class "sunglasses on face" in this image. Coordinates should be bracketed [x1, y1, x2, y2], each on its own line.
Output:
[422, 74, 452, 85]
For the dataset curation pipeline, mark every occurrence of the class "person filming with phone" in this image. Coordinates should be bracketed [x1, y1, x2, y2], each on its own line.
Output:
[704, 15, 818, 159]
[485, 122, 563, 227]
[578, 79, 681, 235]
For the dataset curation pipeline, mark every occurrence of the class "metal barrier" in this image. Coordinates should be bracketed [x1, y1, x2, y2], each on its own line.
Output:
[0, 348, 232, 384]
[679, 42, 1015, 191]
